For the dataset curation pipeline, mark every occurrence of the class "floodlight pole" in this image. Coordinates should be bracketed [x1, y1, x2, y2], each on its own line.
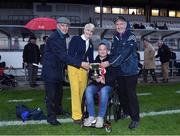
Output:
[100, 0, 103, 28]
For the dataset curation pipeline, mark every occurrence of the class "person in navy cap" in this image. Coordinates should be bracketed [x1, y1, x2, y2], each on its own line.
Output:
[83, 39, 117, 128]
[101, 16, 140, 129]
[42, 17, 90, 126]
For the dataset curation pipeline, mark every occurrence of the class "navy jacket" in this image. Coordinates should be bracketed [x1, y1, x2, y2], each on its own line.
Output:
[68, 36, 94, 63]
[109, 30, 139, 76]
[42, 30, 81, 82]
[23, 42, 40, 64]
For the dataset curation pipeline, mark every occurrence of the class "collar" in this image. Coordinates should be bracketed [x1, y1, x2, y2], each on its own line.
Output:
[81, 34, 89, 42]
[97, 54, 109, 62]
[118, 31, 126, 37]
[57, 29, 69, 38]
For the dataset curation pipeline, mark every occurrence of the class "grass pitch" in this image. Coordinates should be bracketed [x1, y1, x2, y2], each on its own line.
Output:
[0, 83, 180, 135]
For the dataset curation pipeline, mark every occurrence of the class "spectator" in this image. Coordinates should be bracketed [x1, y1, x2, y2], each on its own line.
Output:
[174, 61, 180, 76]
[139, 23, 145, 29]
[40, 36, 48, 64]
[143, 39, 157, 83]
[156, 40, 171, 83]
[169, 49, 176, 76]
[154, 22, 159, 29]
[101, 16, 140, 129]
[68, 23, 95, 124]
[23, 36, 40, 87]
[150, 21, 158, 29]
[136, 47, 143, 76]
[132, 11, 135, 15]
[163, 23, 168, 30]
[12, 37, 20, 50]
[133, 23, 140, 29]
[169, 49, 180, 76]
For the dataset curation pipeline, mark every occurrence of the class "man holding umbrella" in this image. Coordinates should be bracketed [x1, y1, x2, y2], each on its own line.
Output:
[42, 17, 90, 126]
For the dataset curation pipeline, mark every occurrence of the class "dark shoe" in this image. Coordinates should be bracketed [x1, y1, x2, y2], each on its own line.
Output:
[30, 83, 39, 88]
[119, 113, 129, 120]
[73, 119, 81, 124]
[161, 79, 168, 83]
[47, 119, 61, 126]
[143, 80, 148, 83]
[55, 109, 70, 116]
[150, 80, 158, 84]
[155, 80, 158, 83]
[162, 79, 168, 83]
[33, 83, 39, 87]
[128, 121, 139, 129]
[30, 84, 35, 88]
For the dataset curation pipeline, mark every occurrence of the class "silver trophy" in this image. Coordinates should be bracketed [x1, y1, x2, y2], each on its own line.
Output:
[90, 63, 100, 79]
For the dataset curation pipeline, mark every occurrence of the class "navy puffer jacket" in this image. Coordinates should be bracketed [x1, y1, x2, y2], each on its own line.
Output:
[109, 29, 139, 76]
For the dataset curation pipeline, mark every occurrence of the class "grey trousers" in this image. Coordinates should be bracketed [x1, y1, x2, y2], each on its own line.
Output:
[27, 63, 38, 85]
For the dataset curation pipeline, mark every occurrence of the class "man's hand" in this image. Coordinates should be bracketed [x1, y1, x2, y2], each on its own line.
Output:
[81, 62, 90, 70]
[101, 61, 110, 68]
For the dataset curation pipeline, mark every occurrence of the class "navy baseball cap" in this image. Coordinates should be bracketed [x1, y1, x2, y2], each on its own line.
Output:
[113, 16, 126, 24]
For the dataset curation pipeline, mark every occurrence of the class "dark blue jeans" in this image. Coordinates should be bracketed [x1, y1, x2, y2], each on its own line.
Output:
[85, 84, 112, 118]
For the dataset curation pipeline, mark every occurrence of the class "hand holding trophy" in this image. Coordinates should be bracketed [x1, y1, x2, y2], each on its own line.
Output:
[90, 63, 100, 80]
[90, 63, 106, 84]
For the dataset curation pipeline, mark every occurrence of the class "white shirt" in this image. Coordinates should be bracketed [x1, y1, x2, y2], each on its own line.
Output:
[81, 34, 89, 52]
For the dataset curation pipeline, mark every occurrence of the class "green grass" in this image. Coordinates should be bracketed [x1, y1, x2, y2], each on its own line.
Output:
[0, 83, 180, 135]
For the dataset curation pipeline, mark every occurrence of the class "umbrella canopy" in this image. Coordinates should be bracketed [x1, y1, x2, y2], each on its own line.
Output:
[24, 17, 57, 30]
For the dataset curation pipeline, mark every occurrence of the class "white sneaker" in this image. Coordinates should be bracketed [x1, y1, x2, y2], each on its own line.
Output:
[83, 116, 95, 127]
[95, 117, 104, 128]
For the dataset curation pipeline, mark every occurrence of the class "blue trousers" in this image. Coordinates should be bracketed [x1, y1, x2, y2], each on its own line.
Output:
[85, 84, 112, 118]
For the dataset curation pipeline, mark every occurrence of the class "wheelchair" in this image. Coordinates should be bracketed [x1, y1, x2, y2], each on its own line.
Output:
[80, 81, 121, 133]
[107, 81, 122, 122]
[0, 67, 17, 91]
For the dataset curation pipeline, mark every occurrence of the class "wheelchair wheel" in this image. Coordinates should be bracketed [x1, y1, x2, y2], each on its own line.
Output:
[105, 124, 112, 133]
[105, 127, 112, 133]
[12, 80, 17, 87]
[112, 91, 121, 121]
[104, 121, 112, 133]
[80, 123, 84, 128]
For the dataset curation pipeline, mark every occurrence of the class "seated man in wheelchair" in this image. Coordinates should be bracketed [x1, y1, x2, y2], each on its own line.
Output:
[83, 40, 116, 128]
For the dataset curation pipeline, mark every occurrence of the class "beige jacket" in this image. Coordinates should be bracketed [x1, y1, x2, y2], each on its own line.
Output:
[143, 43, 156, 69]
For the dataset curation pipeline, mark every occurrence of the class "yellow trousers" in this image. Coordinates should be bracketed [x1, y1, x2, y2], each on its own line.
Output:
[68, 65, 88, 120]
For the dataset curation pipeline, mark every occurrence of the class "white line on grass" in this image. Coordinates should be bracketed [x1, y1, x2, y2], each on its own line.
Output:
[0, 118, 72, 127]
[0, 109, 180, 127]
[176, 90, 180, 94]
[140, 109, 180, 117]
[8, 99, 33, 103]
[137, 93, 152, 96]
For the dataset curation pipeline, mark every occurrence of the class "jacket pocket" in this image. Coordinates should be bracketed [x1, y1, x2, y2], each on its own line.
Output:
[121, 55, 138, 74]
